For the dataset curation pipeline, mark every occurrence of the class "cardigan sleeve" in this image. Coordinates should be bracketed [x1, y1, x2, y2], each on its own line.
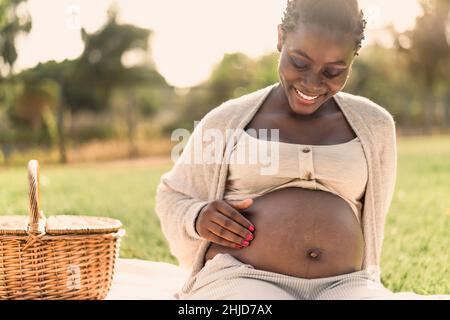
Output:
[380, 114, 397, 219]
[155, 176, 209, 269]
[154, 106, 223, 269]
[375, 113, 398, 263]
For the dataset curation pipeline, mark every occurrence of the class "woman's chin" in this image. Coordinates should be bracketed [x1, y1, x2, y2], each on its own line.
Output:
[289, 92, 334, 116]
[289, 97, 325, 116]
[292, 87, 323, 108]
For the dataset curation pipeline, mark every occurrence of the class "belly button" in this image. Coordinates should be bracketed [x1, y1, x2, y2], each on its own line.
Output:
[307, 249, 322, 260]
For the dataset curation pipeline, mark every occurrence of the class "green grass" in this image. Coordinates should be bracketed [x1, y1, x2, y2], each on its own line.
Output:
[0, 161, 175, 264]
[381, 135, 450, 295]
[0, 135, 449, 295]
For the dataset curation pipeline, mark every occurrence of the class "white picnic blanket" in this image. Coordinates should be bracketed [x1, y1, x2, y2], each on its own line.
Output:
[106, 258, 188, 300]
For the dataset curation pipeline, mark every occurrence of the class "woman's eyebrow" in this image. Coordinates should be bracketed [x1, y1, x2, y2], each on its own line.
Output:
[291, 49, 348, 66]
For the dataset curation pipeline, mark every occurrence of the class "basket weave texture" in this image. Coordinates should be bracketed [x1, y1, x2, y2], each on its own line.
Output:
[0, 160, 125, 300]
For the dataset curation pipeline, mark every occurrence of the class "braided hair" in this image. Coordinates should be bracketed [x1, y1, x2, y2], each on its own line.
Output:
[280, 0, 367, 56]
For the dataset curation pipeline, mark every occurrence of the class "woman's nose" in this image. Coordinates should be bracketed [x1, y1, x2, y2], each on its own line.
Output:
[302, 73, 324, 93]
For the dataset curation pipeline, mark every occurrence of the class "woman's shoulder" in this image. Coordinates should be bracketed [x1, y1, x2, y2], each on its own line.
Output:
[335, 91, 395, 127]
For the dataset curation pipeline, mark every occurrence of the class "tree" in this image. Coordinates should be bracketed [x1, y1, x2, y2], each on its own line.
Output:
[4, 4, 170, 162]
[171, 52, 280, 132]
[393, 0, 450, 131]
[0, 0, 32, 77]
[0, 0, 31, 162]
[72, 6, 169, 157]
[9, 60, 72, 162]
[74, 6, 152, 111]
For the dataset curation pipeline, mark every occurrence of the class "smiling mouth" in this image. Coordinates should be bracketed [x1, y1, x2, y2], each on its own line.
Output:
[293, 87, 325, 104]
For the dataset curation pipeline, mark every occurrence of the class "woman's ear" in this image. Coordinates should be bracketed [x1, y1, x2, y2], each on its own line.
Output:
[277, 24, 283, 52]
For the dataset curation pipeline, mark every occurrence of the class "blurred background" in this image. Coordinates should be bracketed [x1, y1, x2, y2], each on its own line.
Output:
[0, 0, 448, 164]
[0, 0, 448, 294]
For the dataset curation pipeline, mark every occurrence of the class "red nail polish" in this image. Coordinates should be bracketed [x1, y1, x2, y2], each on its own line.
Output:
[241, 240, 249, 246]
[246, 234, 253, 241]
[248, 225, 255, 232]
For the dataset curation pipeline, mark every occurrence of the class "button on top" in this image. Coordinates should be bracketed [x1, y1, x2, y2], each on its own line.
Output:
[303, 171, 312, 180]
[302, 148, 311, 153]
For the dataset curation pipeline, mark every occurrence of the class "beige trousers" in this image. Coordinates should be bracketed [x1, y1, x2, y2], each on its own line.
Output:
[176, 253, 448, 300]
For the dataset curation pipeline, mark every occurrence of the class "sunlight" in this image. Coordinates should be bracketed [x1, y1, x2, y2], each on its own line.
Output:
[14, 0, 423, 88]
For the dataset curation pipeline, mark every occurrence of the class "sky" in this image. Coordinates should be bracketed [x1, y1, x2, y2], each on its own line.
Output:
[14, 0, 423, 88]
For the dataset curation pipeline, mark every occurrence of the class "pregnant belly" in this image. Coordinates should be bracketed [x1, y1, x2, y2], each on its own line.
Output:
[204, 187, 365, 279]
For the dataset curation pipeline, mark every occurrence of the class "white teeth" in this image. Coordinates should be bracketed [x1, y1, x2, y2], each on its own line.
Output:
[295, 88, 319, 101]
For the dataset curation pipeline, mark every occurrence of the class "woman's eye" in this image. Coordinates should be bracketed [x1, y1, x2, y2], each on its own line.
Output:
[323, 69, 344, 78]
[290, 57, 308, 70]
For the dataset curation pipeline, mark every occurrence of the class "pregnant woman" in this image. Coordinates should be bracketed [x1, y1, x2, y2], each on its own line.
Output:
[155, 0, 433, 299]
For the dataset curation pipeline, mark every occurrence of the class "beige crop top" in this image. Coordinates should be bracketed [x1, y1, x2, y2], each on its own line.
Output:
[224, 129, 369, 224]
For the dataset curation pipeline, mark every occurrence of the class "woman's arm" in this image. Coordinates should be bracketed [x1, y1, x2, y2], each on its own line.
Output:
[154, 105, 224, 269]
[155, 175, 209, 269]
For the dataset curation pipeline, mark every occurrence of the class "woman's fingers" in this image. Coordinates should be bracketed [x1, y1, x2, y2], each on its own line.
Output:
[206, 232, 244, 249]
[195, 199, 255, 247]
[210, 212, 253, 242]
[217, 199, 255, 232]
[207, 221, 251, 248]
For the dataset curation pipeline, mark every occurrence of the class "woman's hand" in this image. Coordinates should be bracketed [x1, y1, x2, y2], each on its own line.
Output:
[194, 199, 255, 249]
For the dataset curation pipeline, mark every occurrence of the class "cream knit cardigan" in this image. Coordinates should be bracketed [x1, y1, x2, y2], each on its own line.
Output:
[155, 82, 397, 283]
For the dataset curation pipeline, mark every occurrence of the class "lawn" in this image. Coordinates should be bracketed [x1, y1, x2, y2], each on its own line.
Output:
[0, 135, 449, 295]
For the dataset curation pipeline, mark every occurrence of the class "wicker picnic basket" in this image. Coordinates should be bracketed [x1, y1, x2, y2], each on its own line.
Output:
[0, 160, 125, 300]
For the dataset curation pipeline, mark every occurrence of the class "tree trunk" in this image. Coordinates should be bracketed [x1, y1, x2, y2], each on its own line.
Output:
[126, 90, 138, 158]
[57, 82, 67, 164]
[423, 89, 435, 134]
[400, 89, 411, 129]
[443, 92, 450, 129]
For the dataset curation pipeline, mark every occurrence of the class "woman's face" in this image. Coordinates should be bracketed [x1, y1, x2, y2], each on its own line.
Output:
[277, 23, 356, 116]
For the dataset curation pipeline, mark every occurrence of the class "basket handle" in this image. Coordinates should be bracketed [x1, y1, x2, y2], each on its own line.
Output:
[28, 160, 43, 234]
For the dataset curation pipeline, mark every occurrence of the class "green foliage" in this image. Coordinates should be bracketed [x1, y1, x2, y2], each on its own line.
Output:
[0, 0, 32, 76]
[71, 9, 161, 113]
[402, 0, 450, 86]
[0, 4, 172, 159]
[390, 0, 450, 129]
[170, 52, 281, 131]
[69, 117, 118, 143]
[1, 0, 449, 155]
[345, 44, 415, 124]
